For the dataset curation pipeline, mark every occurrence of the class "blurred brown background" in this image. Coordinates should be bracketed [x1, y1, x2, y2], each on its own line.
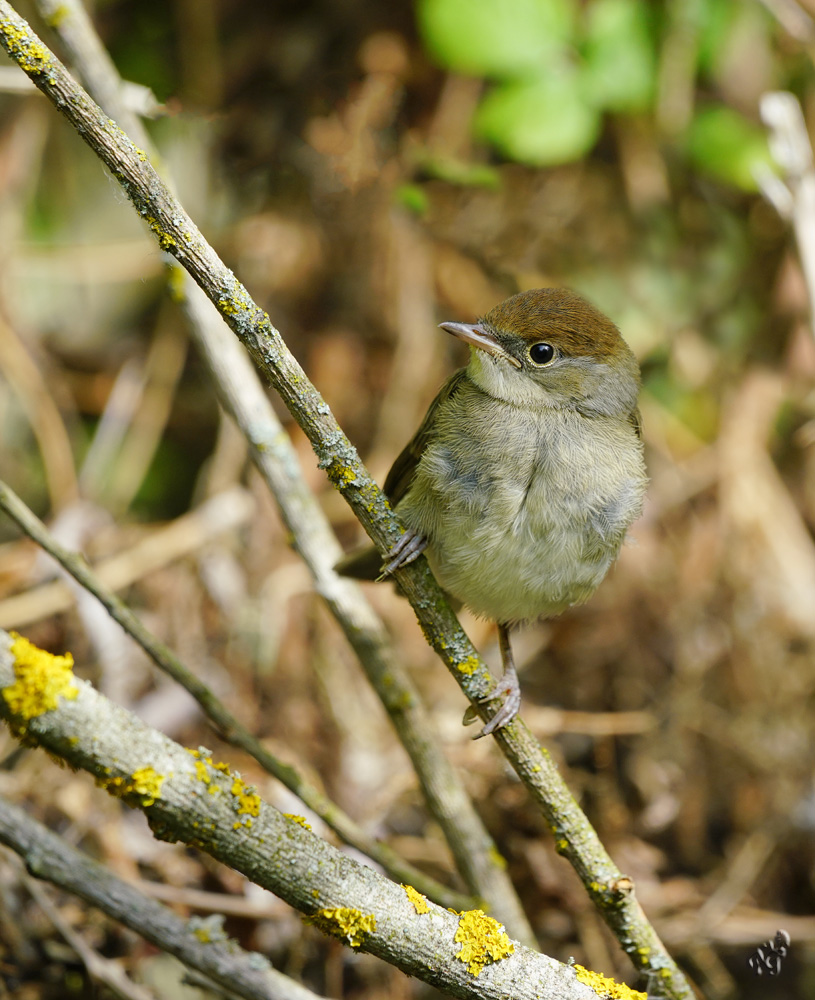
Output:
[1, 0, 815, 997]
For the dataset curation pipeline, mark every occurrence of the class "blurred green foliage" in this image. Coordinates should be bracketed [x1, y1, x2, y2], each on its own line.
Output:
[685, 105, 776, 191]
[417, 0, 780, 189]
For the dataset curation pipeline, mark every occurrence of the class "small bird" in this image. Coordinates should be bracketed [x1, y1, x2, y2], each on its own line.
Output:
[339, 288, 647, 736]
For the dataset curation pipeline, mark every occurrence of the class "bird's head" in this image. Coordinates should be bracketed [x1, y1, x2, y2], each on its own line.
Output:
[440, 288, 640, 417]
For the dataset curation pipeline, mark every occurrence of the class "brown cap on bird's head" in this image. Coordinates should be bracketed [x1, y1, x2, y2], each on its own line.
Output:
[482, 288, 628, 361]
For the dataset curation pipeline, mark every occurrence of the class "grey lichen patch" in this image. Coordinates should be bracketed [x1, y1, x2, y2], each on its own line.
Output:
[189, 913, 229, 944]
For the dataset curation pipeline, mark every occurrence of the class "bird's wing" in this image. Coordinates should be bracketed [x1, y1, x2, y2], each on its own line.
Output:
[629, 406, 643, 439]
[383, 368, 468, 505]
[335, 369, 468, 581]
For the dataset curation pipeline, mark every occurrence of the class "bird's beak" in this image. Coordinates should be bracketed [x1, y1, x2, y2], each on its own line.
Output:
[438, 321, 523, 369]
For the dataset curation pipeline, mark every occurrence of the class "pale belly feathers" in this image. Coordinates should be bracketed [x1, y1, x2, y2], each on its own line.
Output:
[396, 386, 647, 624]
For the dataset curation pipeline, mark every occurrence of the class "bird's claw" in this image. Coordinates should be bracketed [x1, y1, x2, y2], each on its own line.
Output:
[379, 529, 428, 577]
[471, 663, 521, 739]
[463, 625, 522, 738]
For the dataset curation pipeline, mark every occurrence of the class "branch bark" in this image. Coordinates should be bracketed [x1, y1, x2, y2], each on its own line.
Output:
[23, 0, 534, 941]
[0, 628, 622, 1000]
[0, 805, 321, 1000]
[0, 5, 692, 995]
[0, 476, 471, 913]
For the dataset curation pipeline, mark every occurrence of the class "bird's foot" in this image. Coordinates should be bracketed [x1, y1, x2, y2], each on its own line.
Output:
[463, 624, 522, 738]
[379, 529, 428, 578]
[471, 661, 521, 738]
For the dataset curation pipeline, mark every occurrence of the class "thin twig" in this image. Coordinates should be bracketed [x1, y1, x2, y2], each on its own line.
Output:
[32, 0, 533, 942]
[0, 629, 609, 1000]
[0, 795, 327, 1000]
[22, 874, 157, 1000]
[0, 477, 470, 911]
[0, 7, 692, 994]
[758, 91, 815, 338]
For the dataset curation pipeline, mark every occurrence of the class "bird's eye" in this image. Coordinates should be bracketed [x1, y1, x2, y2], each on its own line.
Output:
[528, 342, 555, 366]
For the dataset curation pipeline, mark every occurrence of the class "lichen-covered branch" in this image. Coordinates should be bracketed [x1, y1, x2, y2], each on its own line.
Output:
[179, 283, 533, 939]
[0, 2, 490, 705]
[0, 629, 629, 1000]
[0, 477, 469, 913]
[0, 794, 325, 1000]
[0, 6, 692, 995]
[22, 0, 528, 943]
[7, 0, 533, 932]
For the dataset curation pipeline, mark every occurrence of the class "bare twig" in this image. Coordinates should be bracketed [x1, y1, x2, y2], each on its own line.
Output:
[21, 874, 158, 1000]
[0, 487, 255, 629]
[31, 0, 534, 942]
[0, 478, 470, 911]
[0, 795, 326, 1000]
[758, 91, 815, 337]
[0, 7, 692, 994]
[0, 629, 613, 1000]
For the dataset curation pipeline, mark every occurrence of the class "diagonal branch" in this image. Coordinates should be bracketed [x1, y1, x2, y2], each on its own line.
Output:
[27, 0, 533, 940]
[0, 477, 470, 912]
[0, 6, 692, 995]
[0, 628, 615, 1000]
[0, 793, 326, 1000]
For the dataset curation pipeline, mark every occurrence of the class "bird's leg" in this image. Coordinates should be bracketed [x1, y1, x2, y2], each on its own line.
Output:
[379, 528, 428, 578]
[475, 623, 522, 738]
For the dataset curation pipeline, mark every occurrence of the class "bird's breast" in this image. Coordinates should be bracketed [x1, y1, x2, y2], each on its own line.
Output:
[396, 390, 646, 624]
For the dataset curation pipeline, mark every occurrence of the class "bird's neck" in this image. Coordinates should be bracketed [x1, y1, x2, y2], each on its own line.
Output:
[466, 352, 564, 411]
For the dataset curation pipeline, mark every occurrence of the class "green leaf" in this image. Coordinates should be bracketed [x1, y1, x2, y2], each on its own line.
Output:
[697, 0, 738, 76]
[474, 72, 601, 165]
[581, 0, 656, 113]
[416, 0, 575, 78]
[395, 184, 430, 215]
[416, 156, 501, 188]
[686, 105, 775, 191]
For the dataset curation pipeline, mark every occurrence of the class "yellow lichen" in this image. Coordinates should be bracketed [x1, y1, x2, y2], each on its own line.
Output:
[573, 965, 647, 999]
[0, 21, 54, 76]
[188, 747, 231, 779]
[310, 907, 376, 948]
[144, 216, 176, 250]
[454, 909, 514, 977]
[3, 633, 78, 723]
[44, 4, 70, 29]
[231, 776, 261, 817]
[130, 767, 165, 806]
[284, 813, 312, 830]
[98, 766, 165, 807]
[402, 884, 429, 914]
[488, 845, 507, 870]
[217, 292, 250, 317]
[328, 463, 357, 487]
[456, 655, 480, 676]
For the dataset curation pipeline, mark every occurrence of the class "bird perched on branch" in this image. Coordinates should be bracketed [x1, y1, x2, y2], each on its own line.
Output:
[339, 288, 647, 736]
